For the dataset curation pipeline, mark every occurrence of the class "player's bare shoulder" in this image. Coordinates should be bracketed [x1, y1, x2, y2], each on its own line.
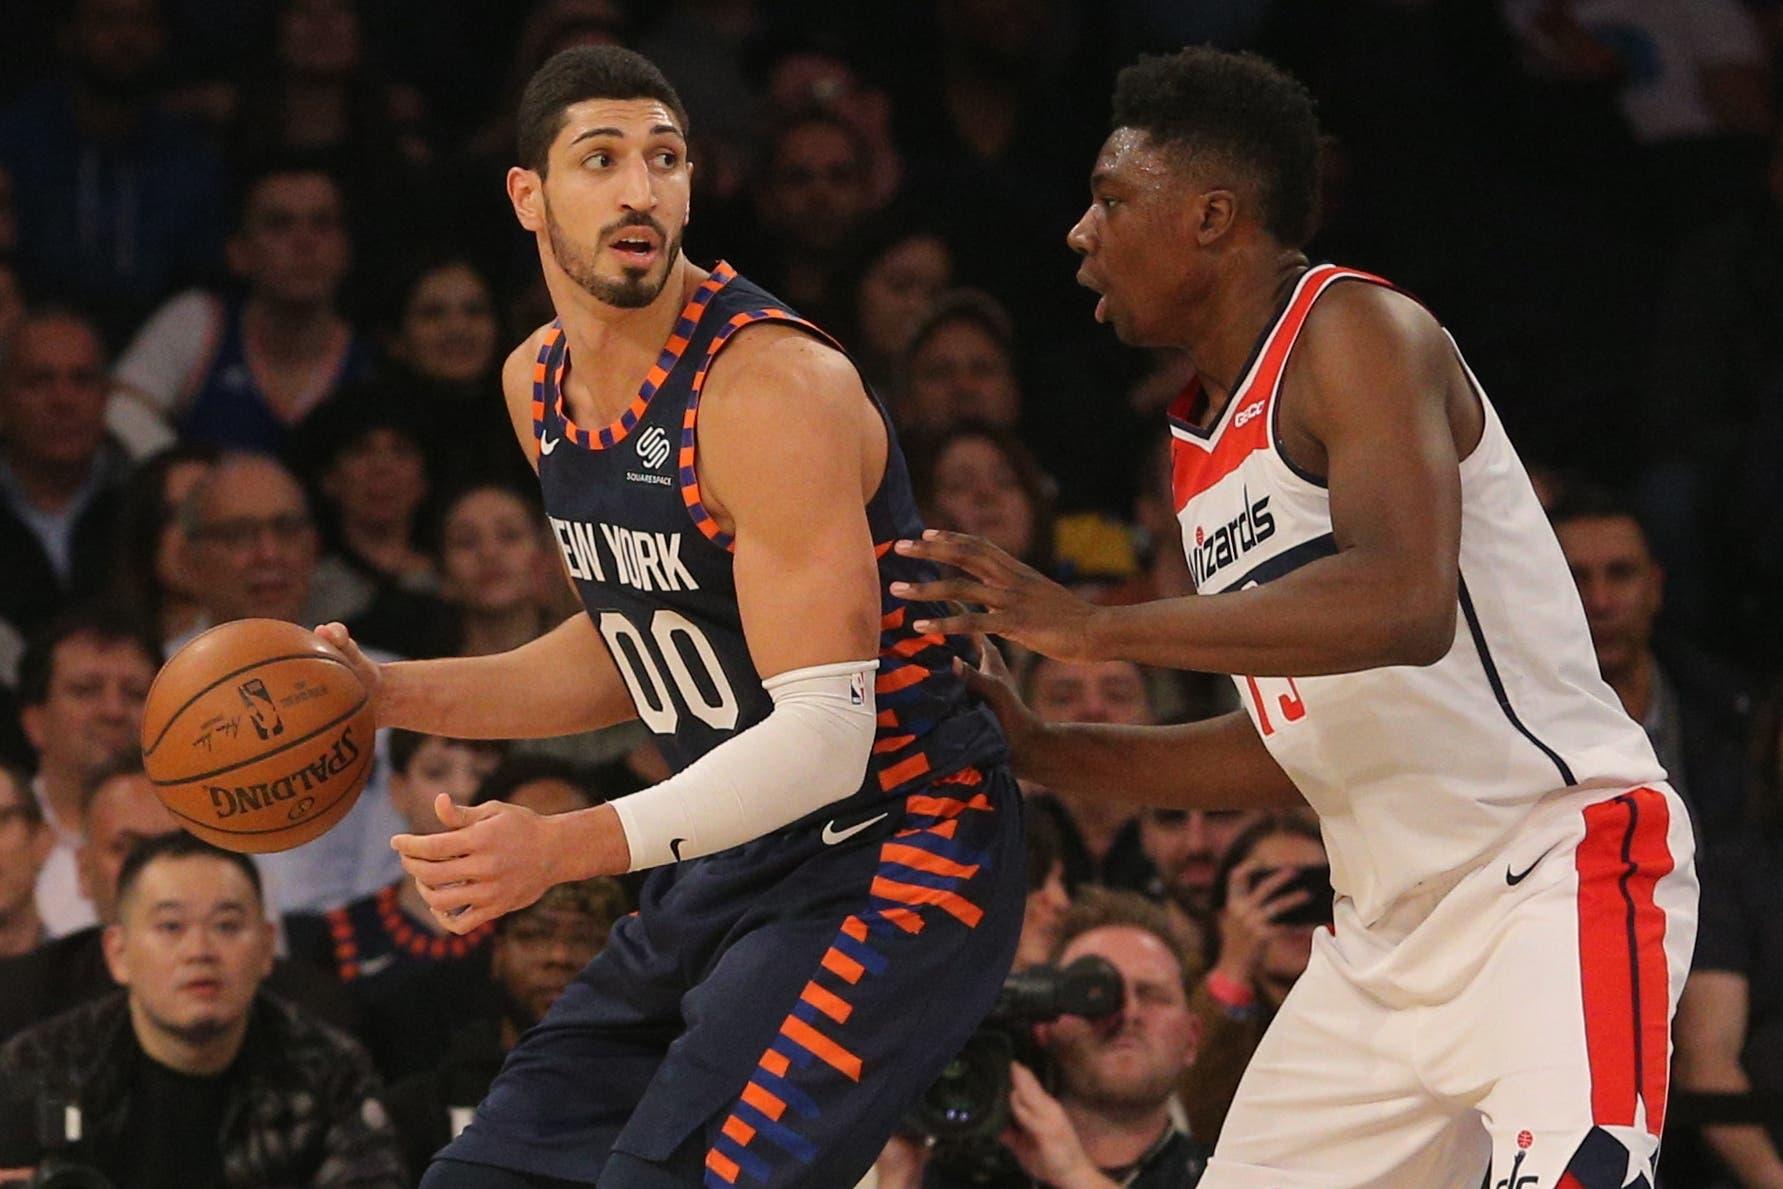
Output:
[501, 323, 558, 471]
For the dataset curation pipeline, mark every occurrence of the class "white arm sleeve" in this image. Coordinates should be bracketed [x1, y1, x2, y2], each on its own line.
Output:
[609, 658, 879, 870]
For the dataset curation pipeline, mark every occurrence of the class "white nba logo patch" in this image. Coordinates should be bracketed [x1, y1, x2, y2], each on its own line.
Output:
[850, 673, 865, 705]
[636, 425, 672, 469]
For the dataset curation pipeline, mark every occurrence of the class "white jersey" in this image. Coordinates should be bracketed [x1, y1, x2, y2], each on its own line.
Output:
[1170, 264, 1664, 925]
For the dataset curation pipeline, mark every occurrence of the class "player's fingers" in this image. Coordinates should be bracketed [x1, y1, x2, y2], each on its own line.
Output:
[893, 530, 1015, 581]
[399, 853, 473, 886]
[416, 878, 480, 916]
[909, 610, 988, 637]
[391, 829, 472, 861]
[972, 633, 1011, 680]
[888, 577, 1003, 607]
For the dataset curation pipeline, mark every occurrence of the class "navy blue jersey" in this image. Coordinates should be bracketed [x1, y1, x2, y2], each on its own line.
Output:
[532, 262, 1005, 825]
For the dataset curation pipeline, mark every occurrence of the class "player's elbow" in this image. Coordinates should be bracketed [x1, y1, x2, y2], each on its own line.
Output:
[1389, 590, 1457, 667]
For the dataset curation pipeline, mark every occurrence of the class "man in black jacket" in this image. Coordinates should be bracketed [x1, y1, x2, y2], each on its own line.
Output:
[0, 831, 404, 1187]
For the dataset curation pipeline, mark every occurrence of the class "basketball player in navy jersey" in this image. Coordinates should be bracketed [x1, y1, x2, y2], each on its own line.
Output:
[897, 48, 1697, 1189]
[316, 46, 1024, 1189]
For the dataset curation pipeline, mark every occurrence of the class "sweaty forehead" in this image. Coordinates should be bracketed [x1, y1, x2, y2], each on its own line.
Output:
[555, 99, 685, 147]
[1093, 128, 1180, 186]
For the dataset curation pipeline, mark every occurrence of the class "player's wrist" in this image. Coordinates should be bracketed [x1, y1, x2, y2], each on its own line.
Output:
[550, 804, 631, 882]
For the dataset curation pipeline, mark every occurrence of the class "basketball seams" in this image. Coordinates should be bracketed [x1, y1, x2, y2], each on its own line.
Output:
[147, 692, 370, 786]
[164, 728, 375, 849]
[142, 651, 359, 758]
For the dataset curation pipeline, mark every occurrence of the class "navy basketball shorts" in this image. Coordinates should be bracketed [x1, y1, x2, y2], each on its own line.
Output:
[422, 766, 1026, 1188]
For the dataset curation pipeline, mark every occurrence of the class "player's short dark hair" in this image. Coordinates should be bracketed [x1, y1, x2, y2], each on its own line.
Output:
[1112, 47, 1321, 247]
[386, 729, 511, 778]
[1050, 887, 1202, 997]
[116, 830, 264, 916]
[473, 753, 605, 809]
[16, 605, 161, 710]
[517, 46, 689, 176]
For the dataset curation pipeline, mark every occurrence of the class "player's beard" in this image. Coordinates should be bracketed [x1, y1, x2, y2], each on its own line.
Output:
[546, 200, 682, 310]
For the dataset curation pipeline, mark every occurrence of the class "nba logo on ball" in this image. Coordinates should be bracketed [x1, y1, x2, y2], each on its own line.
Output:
[142, 619, 375, 854]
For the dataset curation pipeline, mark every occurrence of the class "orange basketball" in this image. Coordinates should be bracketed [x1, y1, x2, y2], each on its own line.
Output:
[141, 619, 375, 854]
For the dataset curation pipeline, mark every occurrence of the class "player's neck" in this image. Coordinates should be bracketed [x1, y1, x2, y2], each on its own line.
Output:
[1064, 1096, 1173, 1170]
[1182, 248, 1308, 413]
[554, 259, 708, 429]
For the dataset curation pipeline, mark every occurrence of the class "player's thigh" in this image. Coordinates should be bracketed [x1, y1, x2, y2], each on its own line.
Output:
[604, 778, 1028, 1187]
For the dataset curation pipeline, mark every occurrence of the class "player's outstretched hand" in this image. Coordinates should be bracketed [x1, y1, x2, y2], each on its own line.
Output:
[391, 794, 564, 934]
[313, 622, 383, 720]
[891, 530, 1100, 661]
[952, 634, 1049, 778]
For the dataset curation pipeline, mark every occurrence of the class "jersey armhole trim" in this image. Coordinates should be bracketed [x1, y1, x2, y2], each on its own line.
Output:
[1268, 268, 1396, 491]
[679, 308, 848, 553]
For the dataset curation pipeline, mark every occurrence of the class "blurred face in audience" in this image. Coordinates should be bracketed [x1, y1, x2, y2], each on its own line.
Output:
[279, 0, 359, 78]
[69, 0, 166, 98]
[156, 458, 212, 604]
[230, 172, 351, 307]
[323, 427, 428, 532]
[1247, 831, 1325, 1000]
[761, 121, 870, 253]
[511, 97, 688, 311]
[1028, 657, 1151, 726]
[926, 433, 1036, 562]
[394, 263, 500, 384]
[442, 488, 547, 615]
[905, 319, 1020, 432]
[79, 771, 179, 923]
[504, 777, 595, 817]
[0, 314, 109, 474]
[389, 738, 503, 835]
[493, 897, 611, 1026]
[1040, 925, 1196, 1112]
[1142, 808, 1260, 913]
[0, 771, 51, 926]
[856, 234, 950, 365]
[1554, 515, 1662, 680]
[0, 262, 21, 340]
[104, 855, 274, 1051]
[187, 457, 318, 624]
[22, 632, 154, 779]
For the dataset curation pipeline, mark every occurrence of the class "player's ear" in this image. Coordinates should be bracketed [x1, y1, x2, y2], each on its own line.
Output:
[1195, 188, 1238, 245]
[508, 166, 546, 233]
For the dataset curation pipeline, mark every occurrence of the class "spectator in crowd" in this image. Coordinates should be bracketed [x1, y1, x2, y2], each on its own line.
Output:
[0, 0, 226, 339]
[299, 404, 445, 658]
[749, 110, 879, 325]
[384, 874, 629, 1180]
[107, 442, 218, 646]
[287, 730, 507, 1081]
[900, 289, 1023, 436]
[909, 420, 1056, 575]
[438, 483, 557, 659]
[0, 762, 51, 958]
[16, 607, 156, 938]
[0, 758, 360, 1045]
[1018, 653, 1154, 889]
[107, 161, 371, 456]
[838, 218, 953, 403]
[0, 308, 131, 644]
[882, 889, 1210, 1188]
[1676, 679, 1783, 1187]
[1183, 815, 1329, 1147]
[1131, 807, 1265, 953]
[1013, 804, 1073, 971]
[470, 753, 606, 818]
[0, 257, 24, 342]
[1553, 484, 1753, 846]
[368, 254, 527, 491]
[0, 831, 406, 1187]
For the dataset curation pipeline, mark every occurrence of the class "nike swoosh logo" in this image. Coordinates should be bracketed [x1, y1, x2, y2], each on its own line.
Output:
[822, 812, 889, 846]
[540, 433, 559, 455]
[356, 952, 395, 977]
[1506, 843, 1560, 886]
[670, 837, 688, 862]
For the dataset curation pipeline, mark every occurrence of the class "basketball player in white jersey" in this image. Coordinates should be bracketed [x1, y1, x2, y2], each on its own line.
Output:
[895, 47, 1698, 1188]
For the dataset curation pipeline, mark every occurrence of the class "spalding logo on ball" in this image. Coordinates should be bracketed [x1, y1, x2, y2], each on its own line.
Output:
[141, 619, 375, 853]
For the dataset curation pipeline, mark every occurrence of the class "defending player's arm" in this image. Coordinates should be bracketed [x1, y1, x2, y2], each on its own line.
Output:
[316, 330, 640, 741]
[897, 285, 1467, 678]
[392, 329, 887, 930]
[959, 637, 1305, 813]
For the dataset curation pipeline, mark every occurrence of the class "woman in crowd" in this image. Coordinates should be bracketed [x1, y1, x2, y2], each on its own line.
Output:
[908, 419, 1056, 575]
[109, 443, 219, 648]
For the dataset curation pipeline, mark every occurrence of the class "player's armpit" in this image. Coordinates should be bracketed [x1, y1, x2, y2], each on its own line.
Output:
[1027, 710, 1305, 813]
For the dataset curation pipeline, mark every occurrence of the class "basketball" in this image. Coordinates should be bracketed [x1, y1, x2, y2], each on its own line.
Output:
[140, 619, 376, 854]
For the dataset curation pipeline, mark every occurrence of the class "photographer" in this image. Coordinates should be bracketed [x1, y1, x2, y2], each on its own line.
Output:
[1183, 815, 1328, 1146]
[882, 890, 1209, 1188]
[0, 832, 405, 1188]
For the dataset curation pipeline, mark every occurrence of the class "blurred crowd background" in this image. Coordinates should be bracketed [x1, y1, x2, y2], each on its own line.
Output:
[1, 0, 1782, 1185]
